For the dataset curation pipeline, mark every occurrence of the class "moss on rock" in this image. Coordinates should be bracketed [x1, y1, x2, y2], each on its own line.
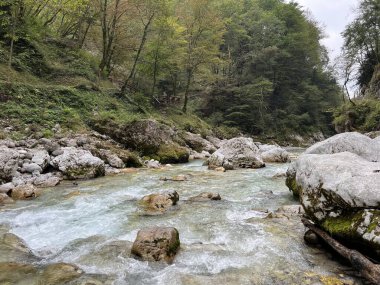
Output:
[156, 144, 189, 164]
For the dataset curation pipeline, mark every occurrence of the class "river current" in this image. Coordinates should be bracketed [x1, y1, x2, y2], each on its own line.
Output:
[0, 154, 363, 284]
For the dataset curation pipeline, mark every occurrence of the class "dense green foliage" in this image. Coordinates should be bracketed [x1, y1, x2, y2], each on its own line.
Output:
[333, 0, 380, 133]
[0, 0, 343, 139]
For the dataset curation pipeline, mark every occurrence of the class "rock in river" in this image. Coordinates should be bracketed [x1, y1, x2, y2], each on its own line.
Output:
[50, 147, 105, 180]
[189, 192, 221, 201]
[304, 132, 380, 162]
[140, 191, 179, 215]
[207, 137, 265, 170]
[131, 227, 180, 263]
[287, 151, 380, 255]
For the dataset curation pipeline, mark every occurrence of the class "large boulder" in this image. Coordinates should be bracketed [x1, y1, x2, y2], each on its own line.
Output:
[207, 137, 265, 169]
[181, 132, 217, 153]
[258, 144, 290, 163]
[304, 132, 380, 162]
[0, 193, 13, 204]
[139, 191, 179, 215]
[119, 120, 177, 154]
[131, 227, 180, 263]
[287, 152, 380, 254]
[0, 147, 19, 183]
[50, 147, 105, 180]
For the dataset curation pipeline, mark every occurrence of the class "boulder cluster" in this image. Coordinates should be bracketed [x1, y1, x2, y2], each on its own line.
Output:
[286, 132, 380, 256]
[0, 133, 141, 202]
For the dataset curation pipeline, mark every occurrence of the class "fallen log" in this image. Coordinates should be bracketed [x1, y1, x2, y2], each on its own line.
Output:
[302, 218, 380, 284]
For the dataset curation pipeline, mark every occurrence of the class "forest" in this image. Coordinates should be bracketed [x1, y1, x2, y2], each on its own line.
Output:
[0, 0, 351, 140]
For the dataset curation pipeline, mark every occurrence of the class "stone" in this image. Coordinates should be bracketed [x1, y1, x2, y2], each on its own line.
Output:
[41, 263, 84, 285]
[33, 173, 61, 188]
[2, 233, 32, 254]
[182, 132, 217, 153]
[207, 137, 265, 169]
[258, 144, 290, 163]
[10, 184, 40, 200]
[0, 147, 20, 183]
[30, 149, 50, 170]
[304, 132, 380, 162]
[50, 147, 105, 180]
[189, 192, 221, 201]
[160, 175, 188, 182]
[21, 162, 42, 174]
[304, 230, 320, 246]
[206, 136, 224, 148]
[0, 183, 14, 194]
[97, 149, 124, 168]
[140, 191, 179, 215]
[145, 160, 161, 169]
[286, 152, 380, 253]
[131, 227, 180, 263]
[0, 193, 13, 204]
[215, 167, 226, 172]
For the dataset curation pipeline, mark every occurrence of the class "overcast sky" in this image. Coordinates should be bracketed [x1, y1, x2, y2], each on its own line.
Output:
[291, 0, 360, 62]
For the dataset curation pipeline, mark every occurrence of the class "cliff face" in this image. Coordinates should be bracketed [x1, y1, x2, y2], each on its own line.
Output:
[367, 64, 380, 99]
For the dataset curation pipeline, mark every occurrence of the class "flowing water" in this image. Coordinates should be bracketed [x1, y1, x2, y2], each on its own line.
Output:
[0, 154, 363, 285]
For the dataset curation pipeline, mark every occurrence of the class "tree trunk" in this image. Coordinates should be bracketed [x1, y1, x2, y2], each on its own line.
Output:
[121, 13, 155, 94]
[182, 71, 192, 113]
[302, 218, 380, 285]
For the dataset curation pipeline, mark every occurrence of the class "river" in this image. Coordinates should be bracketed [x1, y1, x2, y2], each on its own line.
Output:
[0, 154, 363, 284]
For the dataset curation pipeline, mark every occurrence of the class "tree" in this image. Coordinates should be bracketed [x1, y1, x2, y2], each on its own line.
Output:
[177, 0, 225, 113]
[342, 0, 380, 90]
[0, 0, 25, 68]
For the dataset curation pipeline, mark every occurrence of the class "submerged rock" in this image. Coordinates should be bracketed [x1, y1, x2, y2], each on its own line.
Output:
[140, 191, 179, 215]
[41, 263, 83, 285]
[160, 175, 188, 182]
[10, 184, 40, 200]
[131, 227, 180, 263]
[189, 192, 221, 201]
[50, 147, 105, 180]
[207, 137, 265, 170]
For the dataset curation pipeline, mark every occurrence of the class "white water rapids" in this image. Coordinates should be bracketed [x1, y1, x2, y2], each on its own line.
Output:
[0, 155, 363, 284]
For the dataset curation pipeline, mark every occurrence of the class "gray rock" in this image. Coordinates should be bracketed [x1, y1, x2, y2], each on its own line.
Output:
[207, 137, 265, 169]
[97, 149, 124, 168]
[33, 173, 61, 188]
[51, 149, 64, 156]
[304, 132, 380, 162]
[131, 227, 180, 263]
[50, 147, 105, 180]
[287, 152, 380, 252]
[0, 183, 14, 194]
[21, 163, 42, 174]
[0, 147, 20, 182]
[182, 132, 217, 153]
[145, 160, 161, 169]
[206, 136, 224, 148]
[258, 144, 290, 163]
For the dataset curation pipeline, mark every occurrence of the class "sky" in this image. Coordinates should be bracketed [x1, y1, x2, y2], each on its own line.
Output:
[291, 0, 360, 62]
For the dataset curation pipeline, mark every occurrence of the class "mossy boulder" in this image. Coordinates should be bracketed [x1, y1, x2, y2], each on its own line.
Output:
[286, 151, 380, 256]
[156, 143, 189, 164]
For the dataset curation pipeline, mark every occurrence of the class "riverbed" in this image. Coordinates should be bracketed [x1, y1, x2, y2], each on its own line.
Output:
[0, 157, 362, 284]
